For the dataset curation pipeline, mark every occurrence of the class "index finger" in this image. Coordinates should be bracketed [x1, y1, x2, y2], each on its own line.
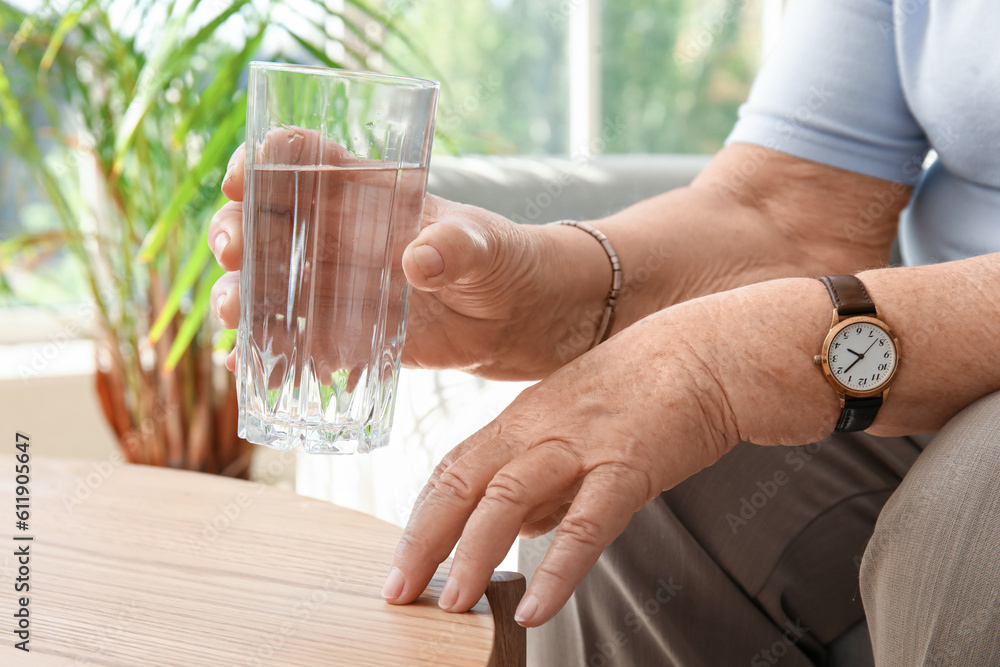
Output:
[382, 422, 517, 605]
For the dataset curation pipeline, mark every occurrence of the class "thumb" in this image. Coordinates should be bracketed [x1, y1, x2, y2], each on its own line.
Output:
[403, 213, 523, 292]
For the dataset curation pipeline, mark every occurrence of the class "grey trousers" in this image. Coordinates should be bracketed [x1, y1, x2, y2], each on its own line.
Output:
[520, 391, 1000, 666]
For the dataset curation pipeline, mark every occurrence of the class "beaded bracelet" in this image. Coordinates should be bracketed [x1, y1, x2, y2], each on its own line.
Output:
[553, 220, 622, 349]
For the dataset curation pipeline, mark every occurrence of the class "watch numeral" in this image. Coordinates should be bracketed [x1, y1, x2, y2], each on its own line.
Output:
[834, 342, 841, 349]
[836, 367, 843, 373]
[859, 377, 867, 386]
[832, 355, 838, 362]
[878, 340, 885, 347]
[868, 330, 875, 337]
[884, 351, 891, 359]
[878, 363, 889, 371]
[874, 374, 882, 382]
[856, 327, 862, 334]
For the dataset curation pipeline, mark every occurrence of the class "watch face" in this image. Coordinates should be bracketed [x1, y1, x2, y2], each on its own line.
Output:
[826, 319, 898, 393]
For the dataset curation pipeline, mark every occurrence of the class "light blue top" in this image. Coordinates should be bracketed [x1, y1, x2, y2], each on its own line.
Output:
[726, 0, 1000, 266]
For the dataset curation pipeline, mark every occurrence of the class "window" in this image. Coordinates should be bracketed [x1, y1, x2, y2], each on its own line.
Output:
[379, 0, 779, 156]
[381, 0, 571, 155]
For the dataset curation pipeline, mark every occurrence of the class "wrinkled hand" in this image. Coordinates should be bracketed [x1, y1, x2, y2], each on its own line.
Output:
[209, 129, 595, 381]
[382, 278, 840, 627]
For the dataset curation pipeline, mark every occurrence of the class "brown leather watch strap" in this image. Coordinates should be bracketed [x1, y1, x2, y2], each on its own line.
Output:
[819, 274, 877, 318]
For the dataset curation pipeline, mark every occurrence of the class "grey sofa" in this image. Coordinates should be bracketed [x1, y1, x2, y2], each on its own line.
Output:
[428, 154, 711, 224]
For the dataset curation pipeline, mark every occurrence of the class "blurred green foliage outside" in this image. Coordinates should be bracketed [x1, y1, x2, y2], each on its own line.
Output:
[383, 0, 763, 155]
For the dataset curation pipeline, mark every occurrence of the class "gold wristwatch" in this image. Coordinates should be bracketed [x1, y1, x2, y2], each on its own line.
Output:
[814, 275, 900, 432]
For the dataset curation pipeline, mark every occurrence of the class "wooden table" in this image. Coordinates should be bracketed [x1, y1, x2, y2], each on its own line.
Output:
[0, 458, 523, 666]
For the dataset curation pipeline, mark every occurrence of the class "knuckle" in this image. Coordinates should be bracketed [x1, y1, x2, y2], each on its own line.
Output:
[532, 560, 575, 589]
[430, 469, 475, 505]
[425, 457, 460, 492]
[483, 470, 530, 507]
[540, 438, 586, 471]
[593, 462, 652, 506]
[555, 513, 605, 549]
[433, 448, 464, 477]
[426, 460, 448, 486]
[433, 436, 478, 477]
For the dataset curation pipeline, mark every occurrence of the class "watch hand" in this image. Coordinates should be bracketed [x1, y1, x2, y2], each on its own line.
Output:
[846, 340, 878, 367]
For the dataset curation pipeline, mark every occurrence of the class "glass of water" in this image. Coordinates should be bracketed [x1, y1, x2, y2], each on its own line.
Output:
[237, 63, 439, 454]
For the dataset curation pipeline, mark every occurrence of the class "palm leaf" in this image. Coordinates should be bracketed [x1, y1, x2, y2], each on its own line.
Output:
[284, 2, 420, 80]
[39, 0, 94, 74]
[283, 28, 348, 70]
[111, 15, 185, 176]
[137, 101, 245, 261]
[171, 23, 265, 145]
[147, 218, 214, 345]
[5, 9, 39, 55]
[0, 60, 41, 161]
[112, 0, 251, 175]
[340, 0, 444, 82]
[164, 263, 223, 372]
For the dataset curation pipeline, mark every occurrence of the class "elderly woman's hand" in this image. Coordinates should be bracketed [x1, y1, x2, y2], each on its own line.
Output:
[208, 135, 613, 381]
[382, 278, 841, 626]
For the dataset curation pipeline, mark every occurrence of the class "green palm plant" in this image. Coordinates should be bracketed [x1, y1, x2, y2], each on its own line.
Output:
[0, 0, 435, 475]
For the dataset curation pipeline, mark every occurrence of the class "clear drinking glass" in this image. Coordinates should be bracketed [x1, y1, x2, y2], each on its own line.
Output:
[237, 63, 439, 454]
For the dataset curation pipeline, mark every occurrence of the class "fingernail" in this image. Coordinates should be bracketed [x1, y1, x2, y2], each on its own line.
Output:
[215, 293, 227, 318]
[514, 594, 538, 626]
[213, 231, 230, 260]
[412, 244, 444, 278]
[438, 577, 459, 611]
[382, 567, 405, 601]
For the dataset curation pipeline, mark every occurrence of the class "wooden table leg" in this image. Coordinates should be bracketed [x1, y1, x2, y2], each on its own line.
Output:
[486, 571, 527, 667]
